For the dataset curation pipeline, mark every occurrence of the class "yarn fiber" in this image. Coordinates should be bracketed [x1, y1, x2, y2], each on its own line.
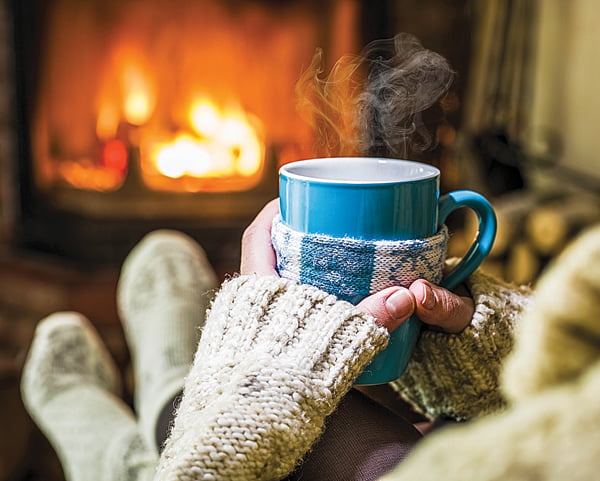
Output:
[272, 215, 449, 303]
[154, 275, 389, 481]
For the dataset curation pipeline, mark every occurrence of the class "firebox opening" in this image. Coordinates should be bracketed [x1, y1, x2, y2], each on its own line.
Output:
[9, 0, 397, 268]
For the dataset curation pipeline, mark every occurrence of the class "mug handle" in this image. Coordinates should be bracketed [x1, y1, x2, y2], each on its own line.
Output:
[438, 190, 497, 290]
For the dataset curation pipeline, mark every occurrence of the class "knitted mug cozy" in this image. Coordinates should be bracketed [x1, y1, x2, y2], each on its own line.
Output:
[271, 216, 449, 303]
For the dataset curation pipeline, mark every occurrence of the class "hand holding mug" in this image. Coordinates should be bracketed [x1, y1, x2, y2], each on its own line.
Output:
[273, 157, 496, 384]
[240, 199, 475, 335]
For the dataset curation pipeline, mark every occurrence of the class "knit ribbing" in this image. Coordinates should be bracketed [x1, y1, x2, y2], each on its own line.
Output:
[155, 275, 389, 481]
[390, 269, 532, 421]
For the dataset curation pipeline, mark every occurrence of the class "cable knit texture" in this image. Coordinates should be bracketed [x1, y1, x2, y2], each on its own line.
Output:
[155, 275, 389, 481]
[390, 269, 532, 420]
[502, 224, 600, 401]
[380, 224, 600, 481]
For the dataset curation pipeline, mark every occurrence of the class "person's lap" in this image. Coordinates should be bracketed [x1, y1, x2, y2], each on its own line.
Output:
[286, 388, 422, 481]
[157, 388, 422, 481]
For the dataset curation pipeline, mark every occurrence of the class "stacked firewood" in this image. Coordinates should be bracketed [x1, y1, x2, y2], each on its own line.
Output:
[448, 190, 600, 285]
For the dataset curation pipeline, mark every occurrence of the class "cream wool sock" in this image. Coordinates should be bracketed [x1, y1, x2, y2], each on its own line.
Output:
[20, 312, 157, 481]
[117, 230, 218, 452]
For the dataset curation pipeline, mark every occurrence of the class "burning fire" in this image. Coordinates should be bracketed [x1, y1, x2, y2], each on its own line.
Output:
[140, 96, 265, 192]
[51, 83, 265, 193]
[122, 64, 156, 127]
[33, 0, 324, 194]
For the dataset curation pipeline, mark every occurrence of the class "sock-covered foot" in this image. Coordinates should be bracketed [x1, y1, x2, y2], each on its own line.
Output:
[21, 312, 157, 481]
[117, 229, 218, 451]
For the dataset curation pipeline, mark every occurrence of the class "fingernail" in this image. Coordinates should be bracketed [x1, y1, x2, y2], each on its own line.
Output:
[385, 289, 414, 320]
[421, 283, 436, 310]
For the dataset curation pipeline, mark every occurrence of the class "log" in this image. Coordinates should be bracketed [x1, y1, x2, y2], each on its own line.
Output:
[465, 190, 540, 257]
[525, 195, 600, 256]
[505, 240, 540, 285]
[479, 259, 505, 280]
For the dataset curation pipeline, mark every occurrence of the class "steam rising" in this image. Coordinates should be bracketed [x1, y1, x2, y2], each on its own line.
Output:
[296, 33, 454, 158]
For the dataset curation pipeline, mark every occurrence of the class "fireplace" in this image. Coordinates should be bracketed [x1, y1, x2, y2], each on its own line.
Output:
[0, 3, 478, 476]
[7, 0, 400, 267]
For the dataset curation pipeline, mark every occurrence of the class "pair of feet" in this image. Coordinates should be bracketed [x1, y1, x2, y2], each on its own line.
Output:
[20, 230, 218, 481]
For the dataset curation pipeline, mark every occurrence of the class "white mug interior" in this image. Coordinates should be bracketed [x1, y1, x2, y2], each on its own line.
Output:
[280, 157, 439, 184]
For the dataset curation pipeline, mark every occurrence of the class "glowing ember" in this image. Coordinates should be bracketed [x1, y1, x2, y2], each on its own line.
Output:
[101, 139, 128, 172]
[58, 159, 124, 192]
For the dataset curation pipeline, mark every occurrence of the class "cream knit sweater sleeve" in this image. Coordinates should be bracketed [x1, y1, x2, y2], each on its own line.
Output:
[390, 270, 532, 421]
[154, 275, 389, 481]
[381, 224, 600, 481]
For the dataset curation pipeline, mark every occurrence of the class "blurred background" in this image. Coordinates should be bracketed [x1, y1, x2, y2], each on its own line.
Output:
[0, 1, 599, 479]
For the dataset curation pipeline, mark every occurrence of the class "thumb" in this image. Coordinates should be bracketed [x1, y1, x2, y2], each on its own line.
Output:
[410, 279, 474, 334]
[356, 287, 416, 333]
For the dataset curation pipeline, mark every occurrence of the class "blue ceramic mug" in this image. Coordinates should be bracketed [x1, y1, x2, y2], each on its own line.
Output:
[277, 157, 496, 385]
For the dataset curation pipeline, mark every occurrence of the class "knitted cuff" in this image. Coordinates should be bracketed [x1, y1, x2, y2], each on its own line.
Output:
[156, 275, 389, 481]
[272, 216, 449, 303]
[390, 269, 532, 421]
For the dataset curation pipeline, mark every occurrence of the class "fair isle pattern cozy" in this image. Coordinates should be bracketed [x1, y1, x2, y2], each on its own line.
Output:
[271, 216, 449, 303]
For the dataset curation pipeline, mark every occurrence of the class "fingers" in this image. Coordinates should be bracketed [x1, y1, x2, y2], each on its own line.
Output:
[240, 200, 476, 335]
[409, 280, 474, 334]
[356, 287, 416, 333]
[356, 280, 475, 334]
[240, 199, 280, 277]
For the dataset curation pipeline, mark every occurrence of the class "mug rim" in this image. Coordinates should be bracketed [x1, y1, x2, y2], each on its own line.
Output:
[279, 157, 440, 185]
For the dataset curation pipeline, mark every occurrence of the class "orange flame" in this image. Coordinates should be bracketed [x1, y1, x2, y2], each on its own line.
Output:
[122, 64, 156, 126]
[143, 101, 264, 191]
[32, 0, 338, 194]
